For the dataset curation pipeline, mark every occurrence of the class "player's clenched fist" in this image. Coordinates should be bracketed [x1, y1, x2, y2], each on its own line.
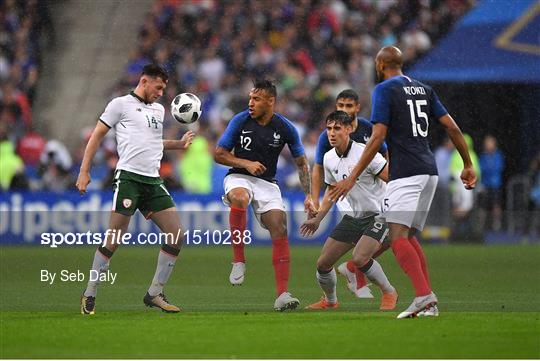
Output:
[460, 166, 477, 190]
[246, 161, 266, 176]
[76, 171, 91, 195]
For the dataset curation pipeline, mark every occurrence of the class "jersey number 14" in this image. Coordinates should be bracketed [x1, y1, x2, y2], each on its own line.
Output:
[407, 100, 428, 137]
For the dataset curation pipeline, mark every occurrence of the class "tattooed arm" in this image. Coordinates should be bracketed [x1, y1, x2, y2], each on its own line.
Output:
[294, 155, 316, 217]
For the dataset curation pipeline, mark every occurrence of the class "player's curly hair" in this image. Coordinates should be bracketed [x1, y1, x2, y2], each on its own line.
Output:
[326, 110, 352, 125]
[252, 78, 277, 97]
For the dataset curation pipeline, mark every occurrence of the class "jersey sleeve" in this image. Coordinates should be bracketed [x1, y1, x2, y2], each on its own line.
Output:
[378, 141, 388, 156]
[217, 112, 246, 150]
[367, 151, 387, 176]
[371, 83, 392, 125]
[323, 154, 335, 185]
[100, 98, 123, 128]
[284, 120, 305, 158]
[315, 131, 331, 165]
[430, 89, 448, 118]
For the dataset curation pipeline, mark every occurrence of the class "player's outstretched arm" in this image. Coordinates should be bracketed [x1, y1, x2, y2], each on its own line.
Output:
[294, 155, 316, 217]
[163, 131, 195, 150]
[76, 121, 110, 194]
[438, 114, 477, 189]
[300, 186, 333, 237]
[329, 123, 388, 202]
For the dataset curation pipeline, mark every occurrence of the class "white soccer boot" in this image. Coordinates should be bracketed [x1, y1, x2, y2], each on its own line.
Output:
[397, 292, 438, 319]
[337, 262, 374, 299]
[229, 262, 246, 285]
[274, 292, 300, 311]
[417, 304, 439, 317]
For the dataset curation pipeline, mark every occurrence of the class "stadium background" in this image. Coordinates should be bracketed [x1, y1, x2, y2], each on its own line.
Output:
[1, 0, 539, 244]
[0, 0, 539, 359]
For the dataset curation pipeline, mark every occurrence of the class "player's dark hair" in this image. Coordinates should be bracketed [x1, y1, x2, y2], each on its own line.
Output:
[336, 89, 359, 103]
[142, 64, 169, 82]
[326, 110, 352, 126]
[252, 79, 277, 98]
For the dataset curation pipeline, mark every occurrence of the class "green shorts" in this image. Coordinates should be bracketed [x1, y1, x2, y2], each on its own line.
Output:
[330, 214, 389, 245]
[112, 170, 175, 218]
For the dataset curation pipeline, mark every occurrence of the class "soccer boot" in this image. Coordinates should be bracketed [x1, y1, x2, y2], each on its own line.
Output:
[417, 304, 439, 317]
[379, 290, 398, 310]
[305, 296, 338, 310]
[229, 262, 246, 285]
[143, 292, 181, 313]
[397, 292, 438, 319]
[80, 294, 95, 315]
[274, 292, 300, 311]
[354, 285, 375, 299]
[337, 262, 373, 298]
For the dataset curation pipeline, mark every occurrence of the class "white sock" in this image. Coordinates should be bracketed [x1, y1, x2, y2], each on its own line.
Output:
[148, 250, 177, 296]
[83, 249, 110, 297]
[362, 259, 395, 294]
[316, 268, 337, 303]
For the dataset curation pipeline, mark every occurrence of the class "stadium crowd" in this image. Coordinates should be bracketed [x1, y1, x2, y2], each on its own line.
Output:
[110, 0, 474, 190]
[1, 0, 538, 237]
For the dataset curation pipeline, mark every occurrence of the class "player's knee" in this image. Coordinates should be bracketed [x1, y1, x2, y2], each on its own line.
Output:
[316, 256, 332, 272]
[265, 213, 287, 237]
[228, 191, 250, 208]
[352, 252, 370, 268]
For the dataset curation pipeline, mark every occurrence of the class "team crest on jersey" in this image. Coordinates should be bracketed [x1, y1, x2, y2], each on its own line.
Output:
[270, 132, 282, 147]
[122, 199, 133, 208]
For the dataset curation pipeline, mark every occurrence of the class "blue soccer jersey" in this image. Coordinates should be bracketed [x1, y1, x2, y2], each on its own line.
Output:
[217, 110, 305, 182]
[371, 75, 448, 180]
[315, 117, 388, 166]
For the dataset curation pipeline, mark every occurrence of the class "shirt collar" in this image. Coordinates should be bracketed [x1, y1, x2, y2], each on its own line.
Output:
[130, 91, 150, 105]
[336, 139, 353, 158]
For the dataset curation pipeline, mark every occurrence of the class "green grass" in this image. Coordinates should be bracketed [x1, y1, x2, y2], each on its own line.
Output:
[1, 245, 539, 358]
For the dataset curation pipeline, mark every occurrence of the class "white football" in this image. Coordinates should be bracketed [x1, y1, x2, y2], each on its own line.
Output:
[171, 93, 202, 124]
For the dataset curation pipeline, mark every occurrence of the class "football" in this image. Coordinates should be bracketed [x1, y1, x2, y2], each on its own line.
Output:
[170, 93, 202, 124]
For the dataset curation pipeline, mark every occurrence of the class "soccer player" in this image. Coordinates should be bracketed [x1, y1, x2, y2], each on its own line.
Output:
[311, 89, 390, 299]
[301, 110, 398, 310]
[329, 46, 477, 318]
[214, 79, 314, 311]
[76, 64, 194, 315]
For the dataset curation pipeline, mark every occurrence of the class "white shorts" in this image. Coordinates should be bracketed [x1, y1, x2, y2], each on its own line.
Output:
[222, 174, 286, 228]
[383, 174, 438, 231]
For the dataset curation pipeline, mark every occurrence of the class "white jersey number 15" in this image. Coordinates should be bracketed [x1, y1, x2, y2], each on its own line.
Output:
[407, 99, 429, 137]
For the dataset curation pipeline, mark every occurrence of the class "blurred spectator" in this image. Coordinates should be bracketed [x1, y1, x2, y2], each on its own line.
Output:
[16, 130, 45, 165]
[178, 135, 212, 194]
[38, 140, 74, 191]
[161, 154, 183, 190]
[0, 138, 27, 191]
[527, 152, 540, 239]
[434, 137, 454, 187]
[479, 135, 505, 231]
[449, 134, 480, 241]
[100, 152, 119, 190]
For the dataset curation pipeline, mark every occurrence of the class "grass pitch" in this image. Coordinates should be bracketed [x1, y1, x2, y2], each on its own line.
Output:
[1, 244, 539, 358]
